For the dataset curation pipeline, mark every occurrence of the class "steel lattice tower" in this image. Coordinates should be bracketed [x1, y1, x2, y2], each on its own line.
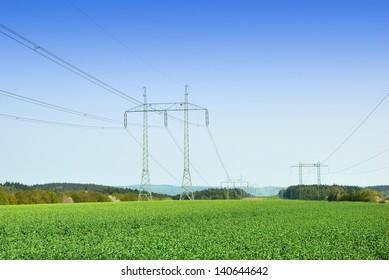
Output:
[180, 86, 194, 200]
[139, 87, 152, 201]
[291, 161, 328, 200]
[298, 161, 303, 185]
[124, 86, 208, 201]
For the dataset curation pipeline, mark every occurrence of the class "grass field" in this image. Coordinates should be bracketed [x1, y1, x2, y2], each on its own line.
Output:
[0, 200, 388, 260]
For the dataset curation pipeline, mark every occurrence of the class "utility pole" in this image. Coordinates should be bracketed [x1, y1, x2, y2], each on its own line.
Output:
[299, 161, 303, 185]
[220, 177, 250, 199]
[181, 85, 193, 200]
[139, 87, 152, 201]
[291, 161, 328, 200]
[316, 161, 322, 186]
[124, 86, 208, 200]
[297, 161, 303, 199]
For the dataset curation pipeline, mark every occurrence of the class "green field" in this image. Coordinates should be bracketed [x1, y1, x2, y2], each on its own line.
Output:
[0, 200, 388, 260]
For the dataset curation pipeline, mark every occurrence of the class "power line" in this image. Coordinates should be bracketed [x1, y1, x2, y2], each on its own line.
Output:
[124, 128, 181, 184]
[0, 88, 164, 128]
[0, 23, 202, 127]
[124, 86, 208, 199]
[1, 23, 216, 187]
[165, 127, 211, 187]
[291, 162, 328, 187]
[0, 113, 122, 129]
[340, 165, 389, 175]
[0, 23, 142, 105]
[332, 146, 389, 174]
[342, 127, 389, 157]
[206, 126, 230, 180]
[0, 88, 125, 125]
[67, 0, 183, 86]
[322, 91, 389, 163]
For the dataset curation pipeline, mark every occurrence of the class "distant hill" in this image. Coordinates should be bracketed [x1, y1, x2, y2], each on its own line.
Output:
[1, 182, 253, 203]
[2, 181, 285, 197]
[126, 185, 285, 197]
[2, 182, 214, 198]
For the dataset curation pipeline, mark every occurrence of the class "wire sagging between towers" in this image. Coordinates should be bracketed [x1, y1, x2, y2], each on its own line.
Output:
[206, 126, 230, 181]
[0, 24, 142, 105]
[0, 23, 204, 127]
[322, 91, 389, 163]
[0, 113, 122, 130]
[1, 23, 233, 192]
[0, 88, 123, 125]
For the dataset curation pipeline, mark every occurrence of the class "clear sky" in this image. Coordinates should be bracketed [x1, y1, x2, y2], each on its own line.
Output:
[1, 0, 389, 188]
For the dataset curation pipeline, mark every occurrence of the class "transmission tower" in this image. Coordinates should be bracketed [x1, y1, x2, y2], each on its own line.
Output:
[139, 87, 152, 200]
[181, 86, 193, 199]
[291, 161, 328, 186]
[124, 86, 208, 200]
[291, 161, 328, 200]
[220, 176, 250, 199]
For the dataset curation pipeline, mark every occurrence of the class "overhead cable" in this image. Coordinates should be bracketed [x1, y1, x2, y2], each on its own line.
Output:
[0, 88, 123, 125]
[332, 146, 389, 174]
[340, 165, 389, 175]
[0, 23, 142, 105]
[206, 126, 230, 180]
[322, 91, 389, 163]
[0, 113, 122, 129]
[0, 23, 202, 126]
[124, 128, 181, 184]
[67, 0, 183, 86]
[165, 127, 211, 186]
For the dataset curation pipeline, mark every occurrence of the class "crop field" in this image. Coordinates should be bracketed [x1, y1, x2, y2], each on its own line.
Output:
[0, 200, 388, 260]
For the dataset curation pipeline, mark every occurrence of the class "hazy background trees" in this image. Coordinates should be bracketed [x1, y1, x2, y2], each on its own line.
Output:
[279, 184, 385, 202]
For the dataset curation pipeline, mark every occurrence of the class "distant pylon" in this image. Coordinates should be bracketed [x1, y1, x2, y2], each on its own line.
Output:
[139, 87, 152, 201]
[180, 85, 194, 200]
[291, 161, 328, 200]
[298, 161, 303, 185]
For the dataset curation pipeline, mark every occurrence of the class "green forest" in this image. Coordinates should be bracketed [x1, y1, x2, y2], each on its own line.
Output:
[0, 182, 251, 205]
[279, 184, 389, 202]
[1, 181, 388, 205]
[0, 182, 170, 205]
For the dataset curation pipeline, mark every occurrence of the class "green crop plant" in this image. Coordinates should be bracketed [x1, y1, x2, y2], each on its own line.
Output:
[0, 200, 388, 260]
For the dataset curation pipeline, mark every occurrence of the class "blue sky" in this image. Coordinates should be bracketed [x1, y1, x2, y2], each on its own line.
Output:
[1, 0, 389, 188]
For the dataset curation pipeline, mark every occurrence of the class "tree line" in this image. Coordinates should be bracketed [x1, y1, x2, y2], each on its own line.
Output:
[278, 184, 388, 202]
[0, 182, 250, 205]
[172, 188, 251, 200]
[0, 182, 171, 205]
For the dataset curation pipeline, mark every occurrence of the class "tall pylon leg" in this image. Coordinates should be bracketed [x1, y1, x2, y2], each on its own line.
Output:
[139, 87, 152, 201]
[298, 161, 302, 199]
[317, 161, 321, 200]
[316, 161, 322, 186]
[180, 85, 194, 200]
[298, 161, 303, 185]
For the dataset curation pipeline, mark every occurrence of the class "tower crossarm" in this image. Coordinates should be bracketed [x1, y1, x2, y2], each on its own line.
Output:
[125, 102, 207, 112]
[124, 102, 209, 127]
[290, 162, 329, 187]
[291, 163, 329, 169]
